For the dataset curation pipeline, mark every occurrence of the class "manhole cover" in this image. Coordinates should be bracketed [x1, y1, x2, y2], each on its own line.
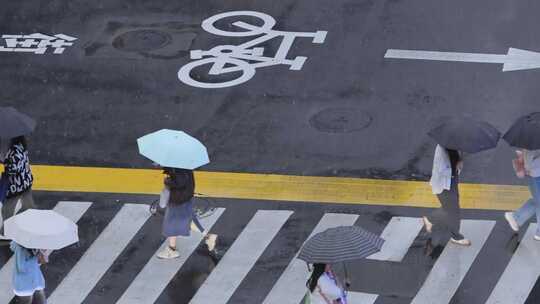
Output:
[113, 29, 172, 52]
[309, 108, 372, 133]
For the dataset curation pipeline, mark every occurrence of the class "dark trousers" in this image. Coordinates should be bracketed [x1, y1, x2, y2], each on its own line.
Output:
[0, 190, 34, 235]
[16, 290, 47, 304]
[427, 176, 464, 246]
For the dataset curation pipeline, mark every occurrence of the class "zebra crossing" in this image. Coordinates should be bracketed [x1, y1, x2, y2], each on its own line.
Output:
[0, 200, 539, 304]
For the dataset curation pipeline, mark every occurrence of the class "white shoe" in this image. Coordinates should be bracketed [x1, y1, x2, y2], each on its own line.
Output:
[156, 246, 180, 259]
[504, 212, 519, 232]
[0, 234, 11, 241]
[450, 238, 472, 246]
[534, 235, 540, 241]
[205, 234, 218, 252]
[422, 216, 433, 233]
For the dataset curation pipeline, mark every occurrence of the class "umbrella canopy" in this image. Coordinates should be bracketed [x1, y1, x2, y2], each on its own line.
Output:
[428, 117, 501, 153]
[0, 107, 36, 139]
[503, 112, 540, 150]
[5, 209, 78, 250]
[137, 129, 210, 170]
[298, 226, 384, 264]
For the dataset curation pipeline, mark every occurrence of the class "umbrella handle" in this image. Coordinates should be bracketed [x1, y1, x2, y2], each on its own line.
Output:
[343, 262, 350, 290]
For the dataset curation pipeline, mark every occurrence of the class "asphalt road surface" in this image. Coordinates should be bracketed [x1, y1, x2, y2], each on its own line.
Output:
[2, 0, 539, 185]
[2, 1, 540, 304]
[0, 193, 537, 304]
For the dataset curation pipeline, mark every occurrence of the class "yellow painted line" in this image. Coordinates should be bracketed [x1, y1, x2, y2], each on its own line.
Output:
[27, 165, 529, 210]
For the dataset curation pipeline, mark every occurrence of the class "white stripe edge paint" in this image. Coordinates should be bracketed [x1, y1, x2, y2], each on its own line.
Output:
[262, 213, 359, 304]
[485, 224, 540, 304]
[368, 216, 423, 262]
[411, 220, 496, 304]
[116, 208, 226, 304]
[189, 210, 293, 304]
[48, 203, 150, 304]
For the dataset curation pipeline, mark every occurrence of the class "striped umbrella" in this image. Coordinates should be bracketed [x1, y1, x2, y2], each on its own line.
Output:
[298, 226, 384, 264]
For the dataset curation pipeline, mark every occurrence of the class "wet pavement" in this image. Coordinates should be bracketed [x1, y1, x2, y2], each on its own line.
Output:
[0, 191, 537, 304]
[1, 0, 539, 185]
[2, 0, 540, 303]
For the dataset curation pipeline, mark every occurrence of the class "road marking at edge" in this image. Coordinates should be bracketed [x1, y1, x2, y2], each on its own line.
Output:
[26, 165, 530, 210]
[385, 48, 540, 71]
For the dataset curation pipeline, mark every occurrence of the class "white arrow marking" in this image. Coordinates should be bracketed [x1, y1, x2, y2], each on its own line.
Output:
[385, 48, 540, 71]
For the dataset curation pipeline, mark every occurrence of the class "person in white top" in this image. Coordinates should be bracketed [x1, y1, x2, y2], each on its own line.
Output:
[305, 263, 347, 304]
[504, 149, 540, 240]
[423, 145, 471, 248]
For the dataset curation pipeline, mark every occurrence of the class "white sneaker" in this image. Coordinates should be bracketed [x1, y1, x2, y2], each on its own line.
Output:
[156, 246, 180, 259]
[505, 212, 519, 232]
[534, 235, 540, 241]
[450, 238, 472, 246]
[205, 234, 218, 252]
[422, 216, 433, 233]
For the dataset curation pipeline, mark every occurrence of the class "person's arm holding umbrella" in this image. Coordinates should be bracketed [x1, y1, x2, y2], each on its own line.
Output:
[10, 242, 28, 273]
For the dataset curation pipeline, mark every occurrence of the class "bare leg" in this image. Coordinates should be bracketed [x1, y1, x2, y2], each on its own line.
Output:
[168, 236, 176, 249]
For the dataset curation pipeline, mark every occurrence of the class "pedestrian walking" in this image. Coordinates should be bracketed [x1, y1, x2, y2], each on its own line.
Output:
[0, 136, 34, 238]
[423, 117, 501, 247]
[5, 208, 78, 303]
[504, 149, 540, 239]
[10, 241, 47, 304]
[156, 168, 217, 259]
[423, 145, 471, 246]
[305, 263, 347, 304]
[502, 113, 540, 239]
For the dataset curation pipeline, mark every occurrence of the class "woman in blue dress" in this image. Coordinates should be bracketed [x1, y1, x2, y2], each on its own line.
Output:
[10, 241, 47, 304]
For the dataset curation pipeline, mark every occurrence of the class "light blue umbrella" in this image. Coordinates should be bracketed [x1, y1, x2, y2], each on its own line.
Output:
[137, 129, 210, 169]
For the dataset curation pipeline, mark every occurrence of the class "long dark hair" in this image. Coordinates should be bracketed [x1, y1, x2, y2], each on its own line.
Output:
[446, 148, 461, 175]
[164, 167, 195, 204]
[10, 136, 27, 149]
[306, 263, 326, 292]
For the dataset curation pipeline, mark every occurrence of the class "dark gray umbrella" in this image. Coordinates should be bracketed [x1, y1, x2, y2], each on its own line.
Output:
[297, 226, 384, 264]
[503, 112, 540, 150]
[0, 107, 36, 138]
[428, 117, 501, 153]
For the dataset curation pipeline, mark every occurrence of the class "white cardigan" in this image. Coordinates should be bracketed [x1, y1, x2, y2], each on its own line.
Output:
[429, 145, 452, 194]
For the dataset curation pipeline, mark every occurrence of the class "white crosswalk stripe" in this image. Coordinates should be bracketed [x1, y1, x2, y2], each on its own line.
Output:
[116, 208, 225, 304]
[347, 291, 379, 303]
[0, 201, 92, 304]
[411, 220, 496, 304]
[2, 201, 540, 304]
[262, 213, 359, 304]
[48, 203, 150, 304]
[368, 216, 423, 261]
[189, 210, 293, 304]
[486, 224, 540, 304]
[263, 215, 423, 304]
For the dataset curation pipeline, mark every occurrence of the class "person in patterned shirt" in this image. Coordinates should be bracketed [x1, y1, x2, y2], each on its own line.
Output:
[0, 136, 35, 238]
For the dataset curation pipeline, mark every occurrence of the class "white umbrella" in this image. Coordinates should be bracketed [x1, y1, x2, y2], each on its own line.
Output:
[5, 209, 79, 250]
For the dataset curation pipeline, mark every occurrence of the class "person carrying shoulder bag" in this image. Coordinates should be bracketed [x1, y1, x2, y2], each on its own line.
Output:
[156, 168, 218, 259]
[505, 149, 540, 240]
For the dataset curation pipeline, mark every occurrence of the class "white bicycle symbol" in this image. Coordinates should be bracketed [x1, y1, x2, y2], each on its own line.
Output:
[178, 11, 328, 89]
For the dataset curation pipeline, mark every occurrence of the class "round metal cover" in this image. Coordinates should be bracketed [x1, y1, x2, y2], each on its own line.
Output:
[113, 29, 172, 52]
[310, 107, 372, 133]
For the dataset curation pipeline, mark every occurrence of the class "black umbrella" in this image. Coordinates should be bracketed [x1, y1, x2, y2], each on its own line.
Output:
[427, 117, 500, 153]
[0, 107, 36, 138]
[503, 112, 540, 150]
[297, 226, 384, 264]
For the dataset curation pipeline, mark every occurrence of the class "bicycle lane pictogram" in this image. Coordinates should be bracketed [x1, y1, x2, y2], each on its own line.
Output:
[178, 11, 328, 89]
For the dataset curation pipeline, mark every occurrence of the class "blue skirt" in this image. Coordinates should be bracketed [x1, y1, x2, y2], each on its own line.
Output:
[162, 199, 205, 237]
